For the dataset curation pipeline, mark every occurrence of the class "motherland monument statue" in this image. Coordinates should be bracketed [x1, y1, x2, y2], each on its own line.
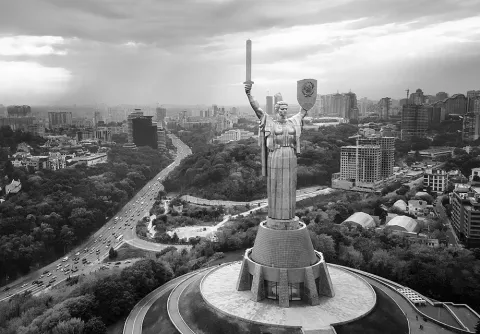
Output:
[236, 40, 334, 307]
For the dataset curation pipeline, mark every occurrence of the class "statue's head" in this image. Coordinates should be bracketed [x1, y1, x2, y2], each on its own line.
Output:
[274, 101, 288, 120]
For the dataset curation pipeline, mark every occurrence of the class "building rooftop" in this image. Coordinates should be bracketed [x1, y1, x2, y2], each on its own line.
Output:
[386, 216, 419, 233]
[393, 200, 407, 211]
[342, 212, 376, 229]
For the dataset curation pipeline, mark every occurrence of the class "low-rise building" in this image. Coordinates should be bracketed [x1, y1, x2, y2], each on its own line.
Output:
[72, 153, 108, 166]
[408, 200, 428, 217]
[407, 147, 454, 160]
[392, 199, 408, 212]
[341, 212, 376, 229]
[385, 215, 421, 234]
[424, 168, 448, 193]
[212, 129, 255, 144]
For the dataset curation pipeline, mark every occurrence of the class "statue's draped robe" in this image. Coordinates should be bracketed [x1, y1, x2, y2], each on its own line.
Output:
[258, 112, 303, 220]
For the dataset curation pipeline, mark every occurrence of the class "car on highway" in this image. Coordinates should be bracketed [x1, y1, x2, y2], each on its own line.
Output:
[21, 284, 28, 288]
[62, 256, 68, 262]
[43, 270, 49, 274]
[2, 286, 10, 292]
[75, 252, 80, 256]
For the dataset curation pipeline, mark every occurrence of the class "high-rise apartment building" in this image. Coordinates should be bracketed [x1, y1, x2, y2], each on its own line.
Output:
[318, 92, 358, 120]
[357, 136, 395, 179]
[400, 105, 429, 140]
[463, 97, 480, 141]
[126, 109, 144, 144]
[94, 111, 102, 127]
[266, 96, 273, 115]
[378, 98, 391, 120]
[358, 98, 370, 116]
[132, 116, 157, 149]
[156, 107, 167, 125]
[48, 111, 73, 129]
[340, 145, 382, 184]
[94, 127, 112, 143]
[409, 89, 426, 105]
[7, 105, 31, 117]
[155, 122, 166, 151]
[333, 132, 395, 192]
[467, 90, 480, 113]
[451, 185, 480, 248]
[436, 92, 448, 101]
[432, 94, 467, 118]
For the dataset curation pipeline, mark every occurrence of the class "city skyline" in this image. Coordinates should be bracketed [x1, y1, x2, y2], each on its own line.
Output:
[1, 0, 480, 106]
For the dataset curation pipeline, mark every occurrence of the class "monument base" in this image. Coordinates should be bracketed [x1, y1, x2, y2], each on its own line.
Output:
[237, 247, 334, 307]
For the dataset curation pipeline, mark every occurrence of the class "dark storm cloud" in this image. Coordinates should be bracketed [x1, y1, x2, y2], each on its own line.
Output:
[0, 0, 472, 48]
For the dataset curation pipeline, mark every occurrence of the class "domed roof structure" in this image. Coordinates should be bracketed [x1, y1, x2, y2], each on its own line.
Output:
[342, 212, 375, 229]
[386, 216, 420, 233]
[393, 199, 407, 211]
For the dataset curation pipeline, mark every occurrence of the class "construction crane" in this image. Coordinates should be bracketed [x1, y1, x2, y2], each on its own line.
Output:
[406, 89, 410, 101]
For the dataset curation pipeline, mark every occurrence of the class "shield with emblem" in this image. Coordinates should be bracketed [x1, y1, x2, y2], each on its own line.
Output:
[297, 79, 317, 111]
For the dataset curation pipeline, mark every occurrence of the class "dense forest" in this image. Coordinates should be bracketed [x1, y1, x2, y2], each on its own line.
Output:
[0, 259, 174, 334]
[164, 124, 358, 200]
[0, 127, 172, 283]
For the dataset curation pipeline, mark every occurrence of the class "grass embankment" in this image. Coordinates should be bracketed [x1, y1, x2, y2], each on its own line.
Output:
[142, 286, 179, 334]
[334, 285, 409, 334]
[102, 243, 157, 263]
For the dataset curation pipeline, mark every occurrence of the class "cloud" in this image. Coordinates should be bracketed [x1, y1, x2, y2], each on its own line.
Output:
[1, 0, 480, 105]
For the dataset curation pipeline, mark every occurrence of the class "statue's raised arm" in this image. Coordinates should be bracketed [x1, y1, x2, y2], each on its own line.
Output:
[245, 83, 264, 120]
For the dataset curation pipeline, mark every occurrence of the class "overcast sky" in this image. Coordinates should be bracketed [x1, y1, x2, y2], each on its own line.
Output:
[1, 0, 480, 107]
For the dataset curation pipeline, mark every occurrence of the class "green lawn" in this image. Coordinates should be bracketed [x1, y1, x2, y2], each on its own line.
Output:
[334, 285, 409, 334]
[102, 242, 157, 263]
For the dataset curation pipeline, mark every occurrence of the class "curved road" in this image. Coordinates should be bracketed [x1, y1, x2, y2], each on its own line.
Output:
[123, 270, 205, 334]
[166, 270, 212, 334]
[181, 186, 334, 207]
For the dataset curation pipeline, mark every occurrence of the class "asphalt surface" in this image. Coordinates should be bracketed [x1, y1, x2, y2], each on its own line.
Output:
[434, 195, 460, 248]
[123, 271, 199, 334]
[181, 186, 331, 207]
[166, 271, 211, 334]
[0, 134, 192, 303]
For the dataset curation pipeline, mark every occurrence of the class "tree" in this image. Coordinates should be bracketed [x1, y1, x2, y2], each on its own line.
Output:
[84, 317, 107, 334]
[51, 318, 85, 334]
[108, 247, 118, 259]
[60, 225, 75, 254]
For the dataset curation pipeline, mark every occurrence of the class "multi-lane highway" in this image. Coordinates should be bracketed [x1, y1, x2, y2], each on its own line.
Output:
[0, 134, 192, 303]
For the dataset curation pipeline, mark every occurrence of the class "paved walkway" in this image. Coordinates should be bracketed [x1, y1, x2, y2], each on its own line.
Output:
[181, 187, 334, 207]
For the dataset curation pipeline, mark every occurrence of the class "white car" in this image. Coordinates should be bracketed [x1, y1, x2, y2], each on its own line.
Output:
[47, 273, 52, 277]
[21, 284, 28, 288]
[75, 252, 80, 256]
